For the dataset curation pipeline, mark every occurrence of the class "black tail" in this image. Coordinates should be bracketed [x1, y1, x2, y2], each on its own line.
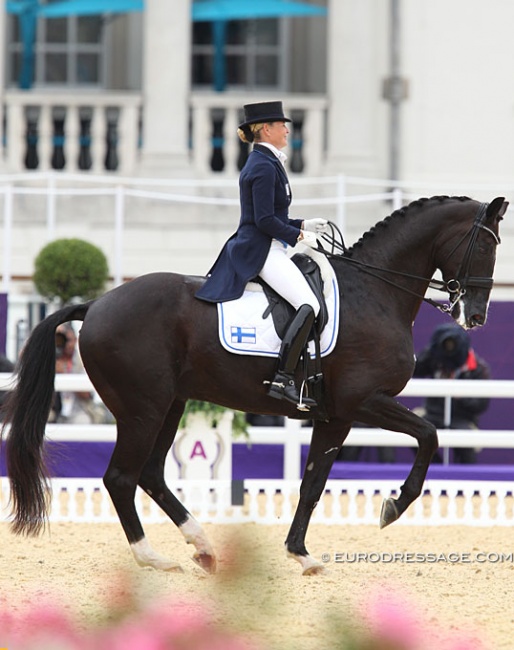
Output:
[1, 302, 92, 535]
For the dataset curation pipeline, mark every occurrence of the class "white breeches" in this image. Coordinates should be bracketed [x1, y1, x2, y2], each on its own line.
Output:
[259, 240, 320, 316]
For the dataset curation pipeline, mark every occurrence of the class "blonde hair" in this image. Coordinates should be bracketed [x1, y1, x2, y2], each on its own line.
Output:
[237, 122, 266, 144]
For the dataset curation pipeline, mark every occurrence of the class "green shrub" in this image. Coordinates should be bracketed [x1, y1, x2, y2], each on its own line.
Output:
[181, 400, 249, 439]
[34, 238, 109, 305]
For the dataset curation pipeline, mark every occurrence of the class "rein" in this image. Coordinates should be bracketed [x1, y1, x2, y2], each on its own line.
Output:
[316, 202, 499, 315]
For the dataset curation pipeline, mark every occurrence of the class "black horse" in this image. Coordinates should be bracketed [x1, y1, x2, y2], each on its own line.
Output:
[1, 195, 507, 575]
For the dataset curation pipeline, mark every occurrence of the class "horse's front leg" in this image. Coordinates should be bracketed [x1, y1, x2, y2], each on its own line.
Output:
[285, 419, 350, 575]
[356, 393, 438, 527]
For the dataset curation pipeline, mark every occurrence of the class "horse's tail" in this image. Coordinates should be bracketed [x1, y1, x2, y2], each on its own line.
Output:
[1, 301, 93, 536]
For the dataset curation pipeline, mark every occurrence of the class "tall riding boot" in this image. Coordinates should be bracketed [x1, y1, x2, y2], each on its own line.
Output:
[267, 304, 317, 409]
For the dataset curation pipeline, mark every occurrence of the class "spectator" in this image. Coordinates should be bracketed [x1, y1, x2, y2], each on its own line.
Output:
[0, 353, 15, 422]
[413, 323, 490, 464]
[50, 324, 110, 424]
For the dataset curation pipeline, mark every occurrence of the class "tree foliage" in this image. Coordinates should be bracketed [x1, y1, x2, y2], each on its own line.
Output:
[33, 238, 109, 305]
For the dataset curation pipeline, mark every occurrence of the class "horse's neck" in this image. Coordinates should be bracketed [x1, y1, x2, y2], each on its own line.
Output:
[347, 216, 442, 322]
[354, 221, 437, 281]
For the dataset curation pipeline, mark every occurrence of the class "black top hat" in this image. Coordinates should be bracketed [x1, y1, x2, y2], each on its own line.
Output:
[239, 101, 291, 128]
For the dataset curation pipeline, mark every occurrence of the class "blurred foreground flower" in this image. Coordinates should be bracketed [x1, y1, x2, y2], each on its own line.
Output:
[0, 597, 260, 650]
[327, 586, 487, 650]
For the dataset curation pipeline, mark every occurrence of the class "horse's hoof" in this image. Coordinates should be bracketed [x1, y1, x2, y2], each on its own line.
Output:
[192, 552, 217, 574]
[287, 550, 326, 575]
[302, 563, 326, 576]
[379, 497, 399, 529]
[164, 563, 185, 573]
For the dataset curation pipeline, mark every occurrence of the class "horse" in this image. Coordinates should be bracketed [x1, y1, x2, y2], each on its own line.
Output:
[1, 195, 507, 576]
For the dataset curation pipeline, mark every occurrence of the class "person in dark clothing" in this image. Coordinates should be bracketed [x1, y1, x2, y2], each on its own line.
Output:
[413, 323, 490, 464]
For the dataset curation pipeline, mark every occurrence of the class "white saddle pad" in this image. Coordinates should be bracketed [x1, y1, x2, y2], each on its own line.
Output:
[217, 249, 340, 358]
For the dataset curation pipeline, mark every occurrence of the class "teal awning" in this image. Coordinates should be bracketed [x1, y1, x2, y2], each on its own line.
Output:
[6, 0, 326, 90]
[192, 0, 326, 22]
[6, 0, 143, 16]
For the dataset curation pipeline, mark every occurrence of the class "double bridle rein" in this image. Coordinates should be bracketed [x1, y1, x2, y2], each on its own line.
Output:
[318, 202, 500, 315]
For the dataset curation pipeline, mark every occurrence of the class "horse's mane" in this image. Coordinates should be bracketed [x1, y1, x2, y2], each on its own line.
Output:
[345, 195, 472, 257]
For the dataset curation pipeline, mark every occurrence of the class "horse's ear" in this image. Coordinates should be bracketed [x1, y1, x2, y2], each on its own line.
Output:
[487, 197, 508, 221]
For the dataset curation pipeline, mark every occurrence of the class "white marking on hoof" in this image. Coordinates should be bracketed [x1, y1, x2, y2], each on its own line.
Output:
[130, 537, 183, 572]
[180, 516, 217, 573]
[287, 549, 326, 576]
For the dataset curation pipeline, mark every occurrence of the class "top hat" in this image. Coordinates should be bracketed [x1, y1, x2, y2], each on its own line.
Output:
[239, 101, 291, 128]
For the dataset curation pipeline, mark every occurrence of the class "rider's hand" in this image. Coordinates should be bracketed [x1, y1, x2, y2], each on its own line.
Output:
[303, 218, 329, 234]
[298, 230, 319, 249]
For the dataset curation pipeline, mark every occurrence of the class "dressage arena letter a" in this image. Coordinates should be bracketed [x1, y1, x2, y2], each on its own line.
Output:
[190, 440, 207, 460]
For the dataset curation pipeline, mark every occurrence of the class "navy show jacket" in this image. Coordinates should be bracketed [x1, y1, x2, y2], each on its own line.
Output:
[195, 144, 303, 303]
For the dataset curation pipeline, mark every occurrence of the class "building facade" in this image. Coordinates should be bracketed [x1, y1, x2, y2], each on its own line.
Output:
[1, 0, 514, 356]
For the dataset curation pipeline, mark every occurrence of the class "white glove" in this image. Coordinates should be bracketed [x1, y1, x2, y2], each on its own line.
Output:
[299, 230, 319, 249]
[303, 218, 329, 234]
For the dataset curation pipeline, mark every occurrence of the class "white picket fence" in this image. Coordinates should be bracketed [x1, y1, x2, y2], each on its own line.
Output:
[1, 477, 512, 527]
[2, 373, 514, 527]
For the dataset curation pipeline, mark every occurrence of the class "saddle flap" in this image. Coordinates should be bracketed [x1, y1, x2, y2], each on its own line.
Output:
[258, 253, 329, 340]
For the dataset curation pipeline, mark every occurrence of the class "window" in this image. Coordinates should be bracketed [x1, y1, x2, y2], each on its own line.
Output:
[192, 19, 288, 90]
[7, 6, 106, 88]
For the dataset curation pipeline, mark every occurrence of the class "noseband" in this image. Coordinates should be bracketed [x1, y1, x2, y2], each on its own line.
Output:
[435, 202, 500, 312]
[318, 201, 500, 315]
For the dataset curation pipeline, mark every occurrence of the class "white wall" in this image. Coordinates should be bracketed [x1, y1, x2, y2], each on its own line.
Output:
[401, 1, 514, 185]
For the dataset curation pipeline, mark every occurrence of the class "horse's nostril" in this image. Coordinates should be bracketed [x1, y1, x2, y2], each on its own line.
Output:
[471, 314, 484, 326]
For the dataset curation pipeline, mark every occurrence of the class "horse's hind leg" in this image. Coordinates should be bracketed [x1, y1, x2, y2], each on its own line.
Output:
[138, 400, 217, 574]
[356, 393, 438, 527]
[103, 405, 187, 573]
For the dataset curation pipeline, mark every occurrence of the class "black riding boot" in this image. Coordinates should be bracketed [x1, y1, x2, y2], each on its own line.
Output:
[267, 304, 317, 409]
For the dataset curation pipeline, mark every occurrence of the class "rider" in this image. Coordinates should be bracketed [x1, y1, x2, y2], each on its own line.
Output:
[196, 101, 329, 409]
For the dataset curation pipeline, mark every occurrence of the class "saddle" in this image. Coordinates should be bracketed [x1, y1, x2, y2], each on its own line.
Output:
[257, 253, 329, 418]
[257, 253, 329, 340]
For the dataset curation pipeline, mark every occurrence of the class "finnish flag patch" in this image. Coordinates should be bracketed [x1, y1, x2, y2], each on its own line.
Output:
[230, 326, 257, 345]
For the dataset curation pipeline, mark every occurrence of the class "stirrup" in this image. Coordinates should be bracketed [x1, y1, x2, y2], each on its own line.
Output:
[265, 374, 317, 411]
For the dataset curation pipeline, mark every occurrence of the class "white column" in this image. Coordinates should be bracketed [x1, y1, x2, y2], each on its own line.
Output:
[90, 106, 104, 173]
[139, 0, 192, 175]
[65, 105, 81, 172]
[5, 101, 24, 172]
[324, 0, 388, 177]
[38, 104, 52, 172]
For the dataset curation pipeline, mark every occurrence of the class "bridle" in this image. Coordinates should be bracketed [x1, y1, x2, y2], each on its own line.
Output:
[317, 202, 500, 315]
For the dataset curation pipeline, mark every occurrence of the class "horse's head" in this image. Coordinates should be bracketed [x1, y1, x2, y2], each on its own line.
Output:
[442, 196, 508, 329]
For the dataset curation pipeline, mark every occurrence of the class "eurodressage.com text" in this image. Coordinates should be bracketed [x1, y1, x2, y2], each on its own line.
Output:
[320, 552, 514, 564]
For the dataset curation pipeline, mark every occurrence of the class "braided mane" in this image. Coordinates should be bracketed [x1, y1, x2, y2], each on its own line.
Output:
[345, 195, 472, 256]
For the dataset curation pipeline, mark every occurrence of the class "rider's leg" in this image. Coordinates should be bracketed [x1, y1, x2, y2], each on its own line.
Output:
[259, 241, 320, 407]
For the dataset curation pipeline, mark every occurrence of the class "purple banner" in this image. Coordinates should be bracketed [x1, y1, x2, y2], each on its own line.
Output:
[0, 293, 7, 356]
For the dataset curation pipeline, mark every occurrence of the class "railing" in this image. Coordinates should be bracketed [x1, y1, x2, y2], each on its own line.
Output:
[3, 90, 142, 174]
[2, 172, 513, 298]
[189, 93, 327, 176]
[2, 91, 327, 175]
[2, 373, 514, 481]
[2, 374, 514, 526]
[1, 477, 512, 526]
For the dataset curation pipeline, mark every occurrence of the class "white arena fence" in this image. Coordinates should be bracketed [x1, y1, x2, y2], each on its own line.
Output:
[2, 171, 514, 292]
[0, 478, 514, 526]
[1, 374, 514, 526]
[0, 478, 513, 527]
